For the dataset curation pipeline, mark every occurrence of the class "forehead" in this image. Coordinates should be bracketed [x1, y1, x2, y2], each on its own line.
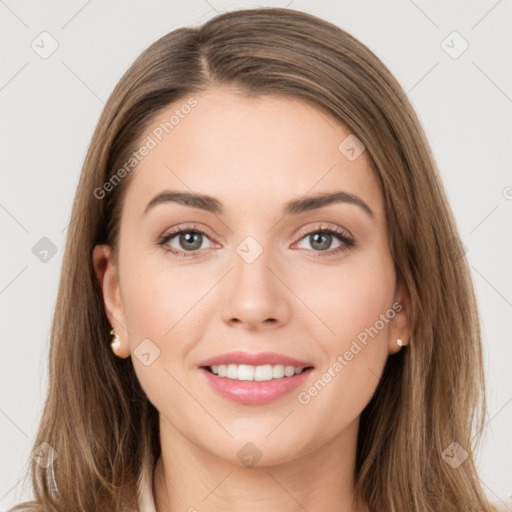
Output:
[121, 86, 383, 219]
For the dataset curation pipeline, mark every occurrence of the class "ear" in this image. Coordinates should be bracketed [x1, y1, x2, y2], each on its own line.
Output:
[92, 244, 131, 359]
[388, 280, 411, 355]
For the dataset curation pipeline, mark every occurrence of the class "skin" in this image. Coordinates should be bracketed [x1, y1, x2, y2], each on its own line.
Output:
[93, 85, 410, 512]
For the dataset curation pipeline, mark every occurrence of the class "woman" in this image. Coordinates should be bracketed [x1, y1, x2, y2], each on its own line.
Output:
[10, 7, 503, 512]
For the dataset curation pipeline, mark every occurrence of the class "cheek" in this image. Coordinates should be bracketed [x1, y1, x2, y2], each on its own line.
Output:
[311, 254, 395, 396]
[316, 256, 395, 344]
[119, 249, 205, 414]
[118, 244, 219, 395]
[119, 245, 205, 340]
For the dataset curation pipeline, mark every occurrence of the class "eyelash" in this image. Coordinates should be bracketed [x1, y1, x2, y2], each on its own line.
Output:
[157, 223, 355, 258]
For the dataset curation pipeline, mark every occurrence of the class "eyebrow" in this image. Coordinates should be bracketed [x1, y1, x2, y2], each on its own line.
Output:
[143, 190, 374, 218]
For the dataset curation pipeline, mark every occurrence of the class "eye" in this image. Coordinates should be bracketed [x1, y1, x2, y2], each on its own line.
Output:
[157, 223, 355, 258]
[157, 224, 216, 257]
[293, 224, 355, 257]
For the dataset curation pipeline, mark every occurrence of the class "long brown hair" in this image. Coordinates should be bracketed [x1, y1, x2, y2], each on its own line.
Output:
[10, 7, 496, 511]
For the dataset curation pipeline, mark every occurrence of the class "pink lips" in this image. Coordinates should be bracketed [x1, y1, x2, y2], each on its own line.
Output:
[198, 351, 313, 369]
[198, 351, 314, 405]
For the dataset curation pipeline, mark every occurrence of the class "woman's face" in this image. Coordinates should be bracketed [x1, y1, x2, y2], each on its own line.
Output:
[94, 85, 409, 466]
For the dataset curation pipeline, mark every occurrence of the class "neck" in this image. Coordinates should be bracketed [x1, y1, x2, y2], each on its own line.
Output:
[152, 415, 370, 512]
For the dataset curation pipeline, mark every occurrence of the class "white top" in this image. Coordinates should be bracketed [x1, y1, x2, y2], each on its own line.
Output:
[138, 464, 157, 512]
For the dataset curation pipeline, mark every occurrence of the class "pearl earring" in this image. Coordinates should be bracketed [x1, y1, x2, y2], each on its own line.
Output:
[110, 328, 121, 354]
[396, 338, 403, 348]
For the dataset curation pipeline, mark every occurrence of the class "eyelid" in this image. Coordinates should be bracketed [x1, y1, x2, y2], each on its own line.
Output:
[293, 222, 353, 242]
[158, 223, 217, 242]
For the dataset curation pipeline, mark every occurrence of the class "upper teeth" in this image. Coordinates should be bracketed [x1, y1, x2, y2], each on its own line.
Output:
[210, 364, 305, 381]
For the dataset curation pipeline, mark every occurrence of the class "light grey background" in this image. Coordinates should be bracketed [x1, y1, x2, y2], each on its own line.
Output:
[1, 0, 511, 509]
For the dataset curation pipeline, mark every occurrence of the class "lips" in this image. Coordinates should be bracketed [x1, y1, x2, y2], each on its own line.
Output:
[199, 365, 314, 405]
[198, 351, 314, 369]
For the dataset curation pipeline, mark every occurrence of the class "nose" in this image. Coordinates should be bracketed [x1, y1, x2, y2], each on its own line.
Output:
[220, 241, 291, 331]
